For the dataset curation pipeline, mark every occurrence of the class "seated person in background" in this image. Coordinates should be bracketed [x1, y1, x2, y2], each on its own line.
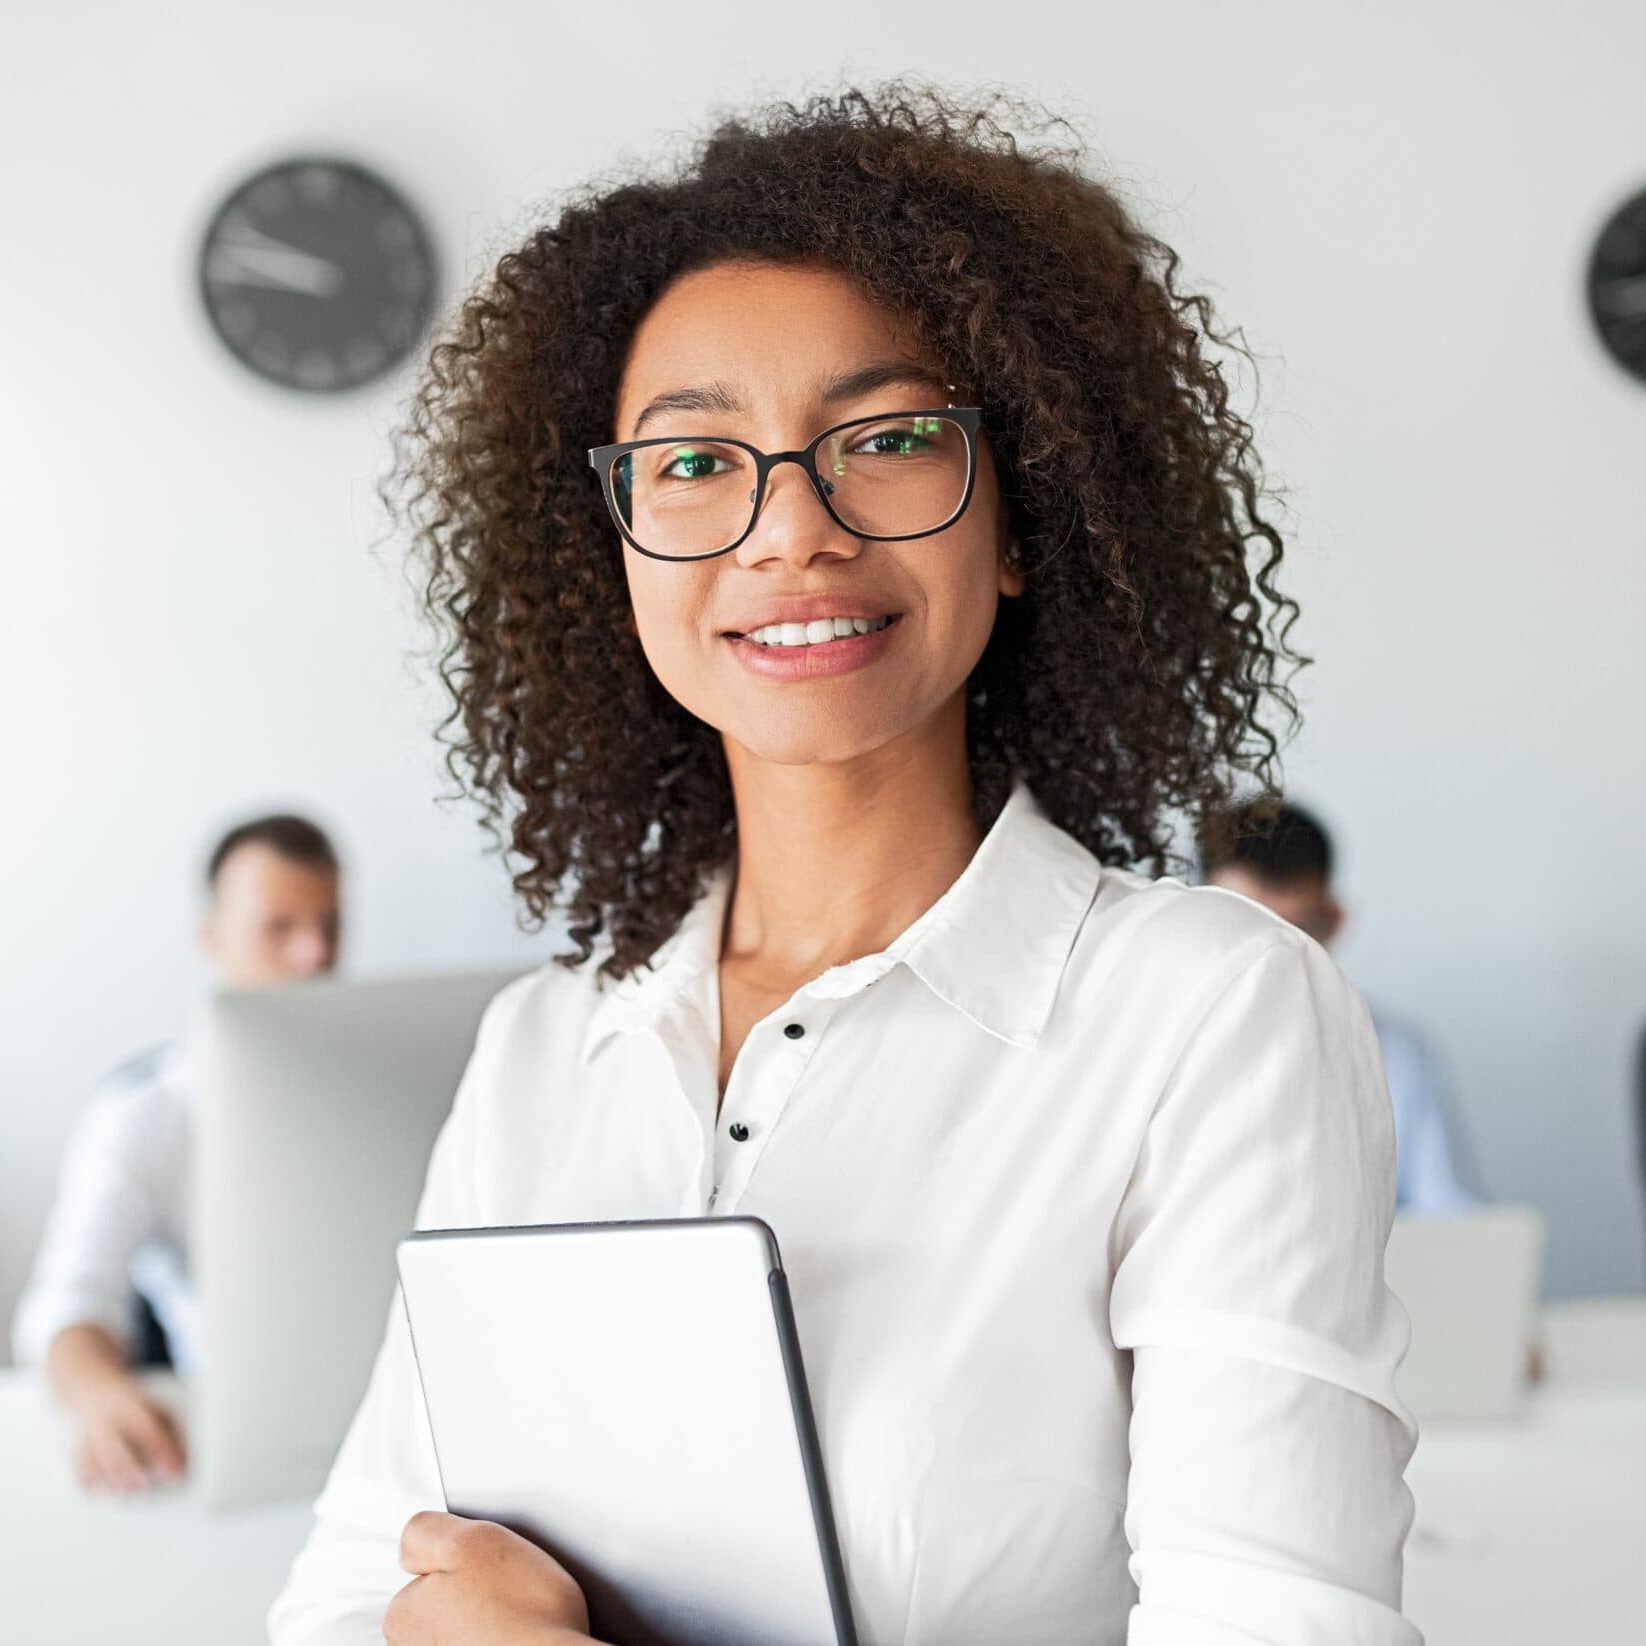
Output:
[10, 813, 342, 1493]
[1202, 799, 1481, 1215]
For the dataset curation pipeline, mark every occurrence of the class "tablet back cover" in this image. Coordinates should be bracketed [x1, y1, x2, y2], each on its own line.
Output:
[398, 1217, 854, 1646]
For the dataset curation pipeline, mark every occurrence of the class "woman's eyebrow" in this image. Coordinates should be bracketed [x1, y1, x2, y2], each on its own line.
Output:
[819, 361, 952, 407]
[627, 361, 951, 439]
[631, 381, 742, 438]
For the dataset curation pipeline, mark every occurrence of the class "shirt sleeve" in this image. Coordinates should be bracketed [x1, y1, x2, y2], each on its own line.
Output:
[1109, 931, 1420, 1646]
[266, 995, 492, 1645]
[10, 1072, 169, 1366]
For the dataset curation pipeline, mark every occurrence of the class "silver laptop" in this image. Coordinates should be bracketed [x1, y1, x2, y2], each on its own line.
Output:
[193, 969, 522, 1508]
[1384, 1205, 1545, 1421]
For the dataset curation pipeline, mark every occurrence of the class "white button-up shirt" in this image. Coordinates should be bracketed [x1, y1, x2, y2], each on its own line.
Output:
[270, 782, 1418, 1645]
[12, 1042, 199, 1373]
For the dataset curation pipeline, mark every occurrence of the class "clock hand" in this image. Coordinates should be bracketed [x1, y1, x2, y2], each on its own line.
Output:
[215, 215, 348, 264]
[1596, 273, 1646, 321]
[222, 215, 353, 273]
[206, 239, 346, 299]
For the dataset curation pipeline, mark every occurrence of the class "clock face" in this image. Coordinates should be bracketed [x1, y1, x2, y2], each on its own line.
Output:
[199, 158, 438, 393]
[1588, 185, 1646, 385]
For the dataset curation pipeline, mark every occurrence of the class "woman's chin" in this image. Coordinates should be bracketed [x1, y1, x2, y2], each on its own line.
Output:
[720, 716, 916, 773]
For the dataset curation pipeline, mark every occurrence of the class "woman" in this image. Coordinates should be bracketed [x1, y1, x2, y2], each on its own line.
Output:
[271, 85, 1417, 1645]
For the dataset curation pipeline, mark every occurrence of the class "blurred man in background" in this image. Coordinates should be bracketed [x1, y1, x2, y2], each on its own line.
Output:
[1202, 799, 1481, 1216]
[11, 814, 341, 1493]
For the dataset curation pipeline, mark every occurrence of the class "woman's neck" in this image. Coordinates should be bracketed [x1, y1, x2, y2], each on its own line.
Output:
[720, 697, 982, 983]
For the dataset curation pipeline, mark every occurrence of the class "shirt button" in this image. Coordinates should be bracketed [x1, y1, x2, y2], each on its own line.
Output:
[782, 1022, 805, 1040]
[728, 1122, 750, 1142]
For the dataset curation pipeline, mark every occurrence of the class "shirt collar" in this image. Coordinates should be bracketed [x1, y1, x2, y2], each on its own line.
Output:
[882, 781, 1102, 1045]
[583, 780, 1101, 1058]
[582, 869, 733, 1060]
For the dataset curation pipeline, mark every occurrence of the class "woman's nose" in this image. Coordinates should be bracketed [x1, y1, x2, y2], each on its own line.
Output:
[732, 459, 862, 571]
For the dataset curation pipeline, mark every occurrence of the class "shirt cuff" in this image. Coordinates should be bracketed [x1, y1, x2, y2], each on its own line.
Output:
[10, 1283, 135, 1367]
[1127, 1549, 1422, 1646]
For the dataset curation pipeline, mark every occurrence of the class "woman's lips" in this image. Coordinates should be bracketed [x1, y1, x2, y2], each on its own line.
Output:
[724, 615, 901, 680]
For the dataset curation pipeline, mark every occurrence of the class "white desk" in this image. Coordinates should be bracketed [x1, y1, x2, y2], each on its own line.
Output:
[5, 1300, 1643, 1645]
[1, 1373, 313, 1646]
[1404, 1297, 1646, 1644]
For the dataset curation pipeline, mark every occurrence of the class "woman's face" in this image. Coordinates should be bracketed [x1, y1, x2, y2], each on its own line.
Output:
[611, 259, 1020, 770]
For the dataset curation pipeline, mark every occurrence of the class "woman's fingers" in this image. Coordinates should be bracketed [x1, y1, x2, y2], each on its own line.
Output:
[400, 1509, 482, 1575]
[390, 1514, 591, 1642]
[381, 1573, 430, 1645]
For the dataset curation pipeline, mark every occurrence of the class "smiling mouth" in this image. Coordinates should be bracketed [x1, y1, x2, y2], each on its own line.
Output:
[727, 615, 898, 648]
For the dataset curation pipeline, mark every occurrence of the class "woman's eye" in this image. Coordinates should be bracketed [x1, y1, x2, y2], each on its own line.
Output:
[658, 447, 726, 480]
[852, 425, 931, 457]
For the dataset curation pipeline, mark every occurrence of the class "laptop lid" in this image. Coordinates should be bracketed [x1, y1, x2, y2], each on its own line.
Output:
[194, 969, 521, 1507]
[1385, 1205, 1545, 1421]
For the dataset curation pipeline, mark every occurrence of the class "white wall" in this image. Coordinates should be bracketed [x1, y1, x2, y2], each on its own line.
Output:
[3, 2, 1642, 1347]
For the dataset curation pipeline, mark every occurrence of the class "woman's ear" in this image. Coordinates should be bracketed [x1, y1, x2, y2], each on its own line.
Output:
[998, 537, 1025, 598]
[996, 495, 1025, 596]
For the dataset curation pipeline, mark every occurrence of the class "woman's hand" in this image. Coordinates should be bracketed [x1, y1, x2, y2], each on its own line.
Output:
[385, 1511, 594, 1645]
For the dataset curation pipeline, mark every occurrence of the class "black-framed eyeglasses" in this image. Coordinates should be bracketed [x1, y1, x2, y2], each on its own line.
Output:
[587, 406, 984, 563]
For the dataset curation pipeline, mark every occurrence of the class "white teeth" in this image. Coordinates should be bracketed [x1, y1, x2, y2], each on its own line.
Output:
[745, 615, 892, 647]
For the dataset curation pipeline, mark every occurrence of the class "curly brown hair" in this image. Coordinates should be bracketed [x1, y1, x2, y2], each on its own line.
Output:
[392, 81, 1305, 979]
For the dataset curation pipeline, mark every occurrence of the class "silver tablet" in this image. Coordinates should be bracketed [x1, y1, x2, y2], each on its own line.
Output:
[397, 1217, 856, 1646]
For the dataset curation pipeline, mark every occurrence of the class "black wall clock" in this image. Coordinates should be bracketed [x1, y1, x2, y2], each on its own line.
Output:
[1587, 184, 1646, 385]
[199, 157, 438, 393]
